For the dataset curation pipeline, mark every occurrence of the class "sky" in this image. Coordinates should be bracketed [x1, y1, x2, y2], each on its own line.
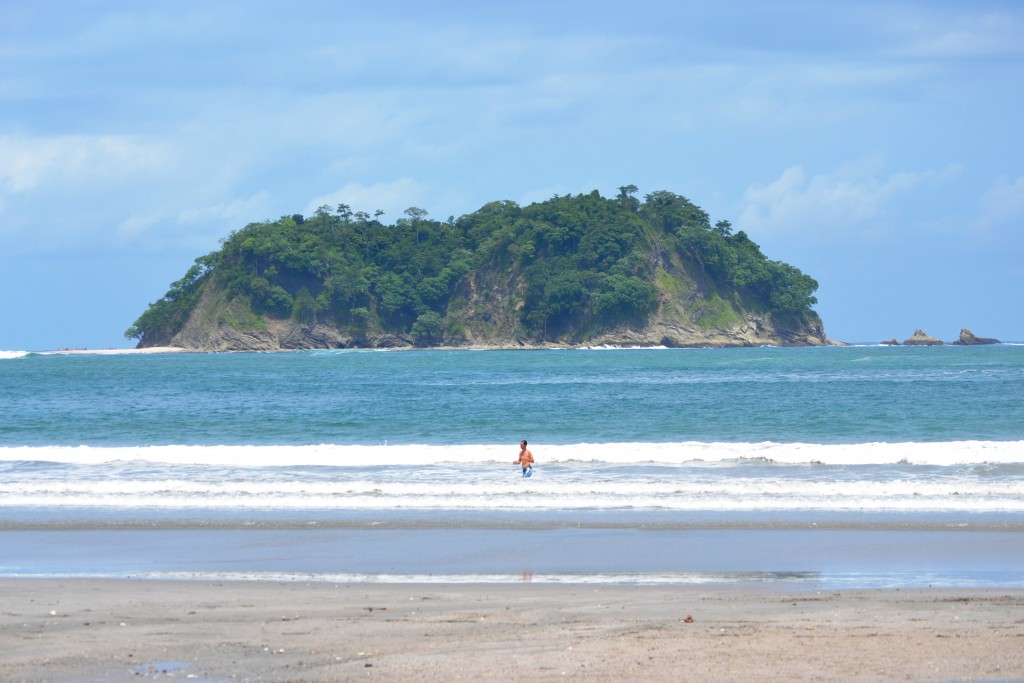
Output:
[2, 0, 1022, 349]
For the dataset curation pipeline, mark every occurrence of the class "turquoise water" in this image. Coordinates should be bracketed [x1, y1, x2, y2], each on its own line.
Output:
[3, 345, 1023, 446]
[2, 345, 1023, 587]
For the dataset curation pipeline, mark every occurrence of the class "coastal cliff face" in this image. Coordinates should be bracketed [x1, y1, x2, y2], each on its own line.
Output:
[445, 258, 829, 348]
[159, 255, 830, 351]
[166, 311, 829, 351]
[954, 328, 999, 345]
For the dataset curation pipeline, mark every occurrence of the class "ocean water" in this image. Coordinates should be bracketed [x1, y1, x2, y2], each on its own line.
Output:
[2, 344, 1023, 587]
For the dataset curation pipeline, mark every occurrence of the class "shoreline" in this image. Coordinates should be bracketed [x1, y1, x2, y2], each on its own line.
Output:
[4, 517, 1024, 531]
[3, 342, 1017, 363]
[6, 523, 1023, 590]
[5, 341, 1019, 359]
[2, 579, 1022, 682]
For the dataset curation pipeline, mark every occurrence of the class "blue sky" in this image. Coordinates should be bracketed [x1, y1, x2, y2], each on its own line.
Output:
[2, 0, 1022, 349]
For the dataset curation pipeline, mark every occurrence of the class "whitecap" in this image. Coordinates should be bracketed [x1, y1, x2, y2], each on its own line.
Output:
[2, 440, 1022, 468]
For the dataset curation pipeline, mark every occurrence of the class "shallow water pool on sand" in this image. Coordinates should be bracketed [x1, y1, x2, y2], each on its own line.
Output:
[4, 523, 1024, 589]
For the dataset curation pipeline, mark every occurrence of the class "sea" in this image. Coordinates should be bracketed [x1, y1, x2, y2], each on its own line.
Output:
[2, 344, 1023, 589]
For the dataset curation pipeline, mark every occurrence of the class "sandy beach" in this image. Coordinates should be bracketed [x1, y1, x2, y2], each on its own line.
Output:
[1, 580, 1022, 682]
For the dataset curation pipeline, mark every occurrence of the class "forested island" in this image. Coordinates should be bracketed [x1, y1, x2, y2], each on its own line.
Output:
[127, 187, 832, 350]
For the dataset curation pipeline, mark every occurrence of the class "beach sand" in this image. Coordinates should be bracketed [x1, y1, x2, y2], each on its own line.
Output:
[1, 580, 1022, 682]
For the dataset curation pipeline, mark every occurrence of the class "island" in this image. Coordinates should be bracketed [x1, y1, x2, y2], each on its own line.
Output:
[126, 187, 833, 351]
[903, 329, 944, 346]
[953, 328, 1000, 345]
[887, 328, 1002, 346]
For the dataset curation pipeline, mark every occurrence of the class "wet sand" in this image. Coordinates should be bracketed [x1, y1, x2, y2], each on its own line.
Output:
[2, 579, 1022, 682]
[5, 524, 1024, 589]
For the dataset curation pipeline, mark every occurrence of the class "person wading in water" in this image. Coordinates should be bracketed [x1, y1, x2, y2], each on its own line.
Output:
[514, 440, 535, 477]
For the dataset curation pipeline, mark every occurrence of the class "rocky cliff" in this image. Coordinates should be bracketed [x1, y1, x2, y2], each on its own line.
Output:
[885, 328, 1001, 346]
[953, 328, 999, 345]
[163, 266, 831, 351]
[903, 329, 943, 346]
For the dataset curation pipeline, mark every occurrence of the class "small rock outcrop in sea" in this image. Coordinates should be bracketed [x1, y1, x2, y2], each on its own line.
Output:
[903, 329, 943, 346]
[953, 328, 999, 345]
[880, 339, 900, 346]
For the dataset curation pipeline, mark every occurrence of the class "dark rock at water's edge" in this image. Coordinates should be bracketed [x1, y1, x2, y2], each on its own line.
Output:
[903, 329, 943, 346]
[164, 303, 835, 352]
[880, 339, 900, 346]
[953, 328, 1000, 345]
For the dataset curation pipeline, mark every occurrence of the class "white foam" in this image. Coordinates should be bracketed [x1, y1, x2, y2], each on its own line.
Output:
[8, 570, 1021, 588]
[2, 470, 1023, 512]
[35, 346, 188, 356]
[2, 441, 1022, 467]
[580, 345, 670, 350]
[0, 570, 821, 585]
[6, 478, 1017, 499]
[0, 350, 29, 360]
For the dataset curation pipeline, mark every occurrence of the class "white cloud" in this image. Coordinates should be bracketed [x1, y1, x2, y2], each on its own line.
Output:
[737, 158, 963, 240]
[304, 178, 427, 220]
[177, 191, 274, 228]
[0, 133, 182, 251]
[518, 185, 577, 207]
[975, 174, 1024, 233]
[894, 11, 1024, 59]
[116, 210, 166, 240]
[0, 131, 269, 253]
[0, 134, 170, 193]
[113, 191, 275, 248]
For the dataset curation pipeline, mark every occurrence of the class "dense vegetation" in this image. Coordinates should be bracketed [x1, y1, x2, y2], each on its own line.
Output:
[126, 187, 819, 346]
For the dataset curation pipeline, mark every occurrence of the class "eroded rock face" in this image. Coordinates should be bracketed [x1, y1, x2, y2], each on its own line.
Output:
[172, 318, 415, 352]
[150, 263, 836, 351]
[953, 328, 999, 345]
[903, 329, 943, 346]
[584, 312, 832, 348]
[881, 339, 900, 346]
[167, 312, 833, 351]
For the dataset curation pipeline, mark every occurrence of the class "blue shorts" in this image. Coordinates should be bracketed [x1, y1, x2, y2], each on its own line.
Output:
[522, 465, 533, 478]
